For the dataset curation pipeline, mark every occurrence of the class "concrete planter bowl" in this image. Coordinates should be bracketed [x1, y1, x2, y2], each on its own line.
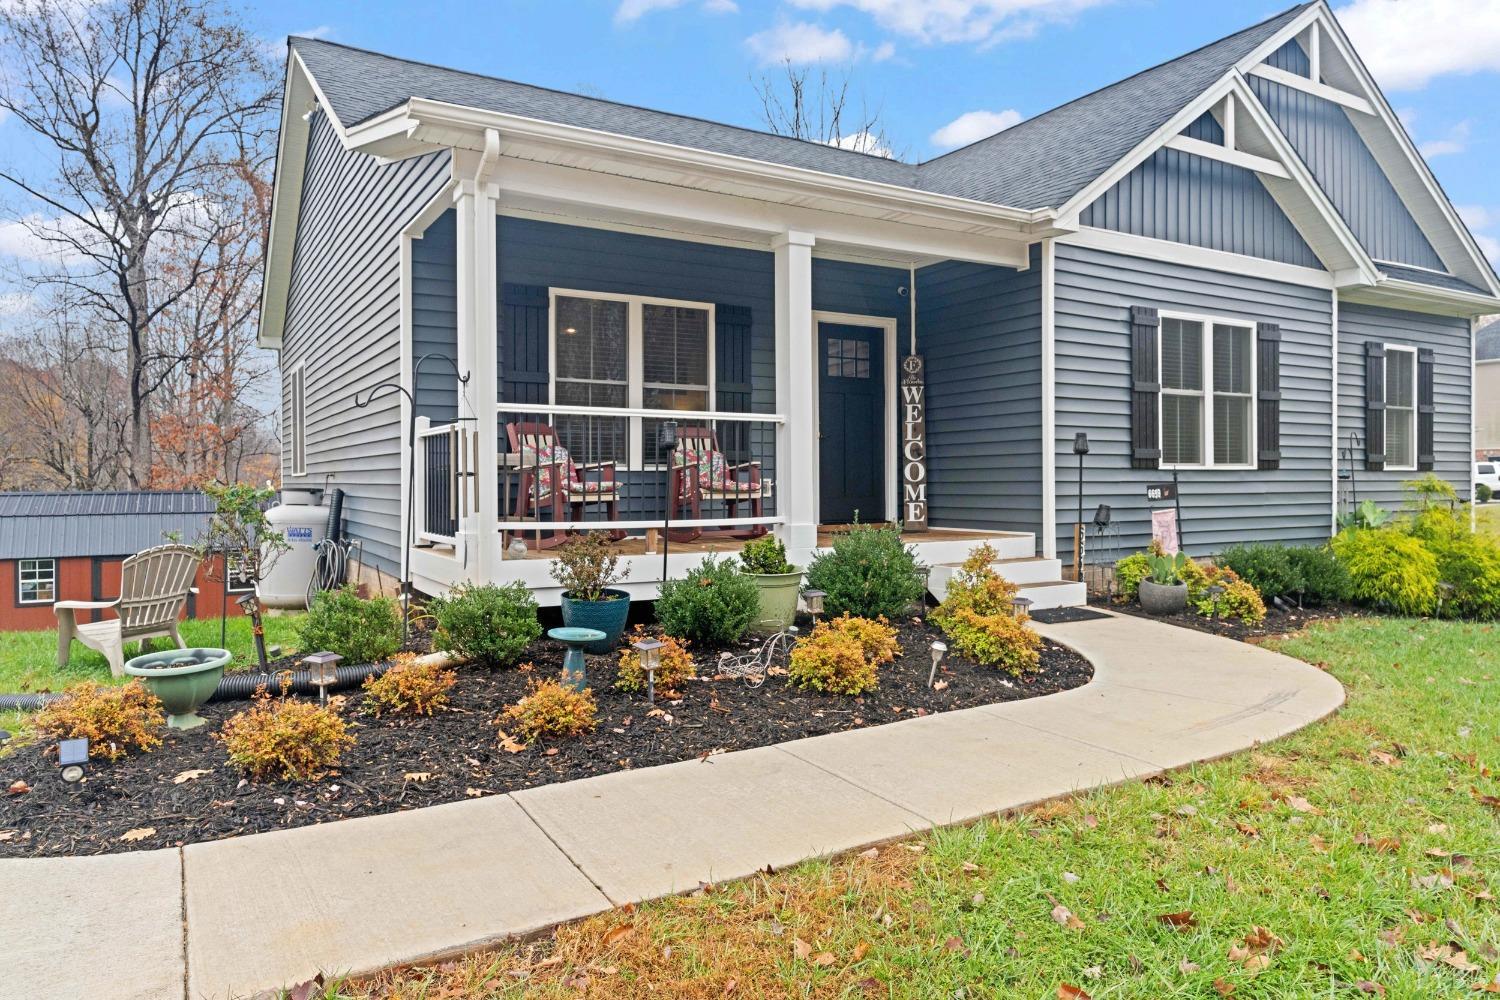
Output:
[1138, 579, 1188, 616]
[559, 589, 631, 653]
[124, 647, 232, 730]
[745, 569, 804, 634]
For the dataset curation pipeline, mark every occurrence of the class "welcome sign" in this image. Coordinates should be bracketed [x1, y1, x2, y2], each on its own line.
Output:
[901, 355, 928, 530]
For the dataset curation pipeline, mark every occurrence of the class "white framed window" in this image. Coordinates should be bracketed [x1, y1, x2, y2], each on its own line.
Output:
[18, 557, 56, 604]
[289, 362, 307, 477]
[1383, 344, 1417, 470]
[1159, 313, 1256, 470]
[548, 290, 715, 468]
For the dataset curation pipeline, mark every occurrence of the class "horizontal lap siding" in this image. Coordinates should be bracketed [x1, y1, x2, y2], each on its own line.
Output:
[917, 257, 1042, 534]
[1336, 302, 1472, 504]
[497, 218, 777, 520]
[1053, 243, 1334, 556]
[279, 111, 451, 573]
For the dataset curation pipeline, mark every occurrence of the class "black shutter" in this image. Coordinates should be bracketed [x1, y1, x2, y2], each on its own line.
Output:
[1417, 347, 1435, 471]
[500, 283, 549, 405]
[1364, 340, 1385, 472]
[1130, 305, 1161, 469]
[1256, 322, 1282, 470]
[715, 304, 753, 461]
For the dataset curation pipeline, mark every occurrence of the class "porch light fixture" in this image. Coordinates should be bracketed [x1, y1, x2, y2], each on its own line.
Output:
[802, 589, 826, 618]
[927, 640, 947, 688]
[303, 652, 343, 706]
[57, 738, 89, 784]
[1011, 595, 1034, 618]
[632, 636, 664, 706]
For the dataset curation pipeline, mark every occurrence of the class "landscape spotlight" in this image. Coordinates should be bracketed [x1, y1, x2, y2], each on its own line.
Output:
[58, 738, 89, 784]
[927, 640, 948, 688]
[802, 589, 826, 617]
[303, 651, 343, 706]
[632, 636, 664, 706]
[1011, 595, 1035, 618]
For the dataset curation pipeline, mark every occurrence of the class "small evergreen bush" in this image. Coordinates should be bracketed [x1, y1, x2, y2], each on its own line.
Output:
[549, 531, 626, 601]
[739, 535, 797, 575]
[1331, 527, 1438, 615]
[1286, 546, 1350, 605]
[1217, 543, 1302, 600]
[787, 614, 896, 695]
[298, 585, 402, 664]
[615, 625, 697, 695]
[1427, 531, 1500, 619]
[361, 653, 457, 717]
[803, 522, 924, 619]
[218, 691, 353, 781]
[654, 555, 759, 645]
[427, 582, 541, 667]
[1479, 483, 1494, 504]
[34, 681, 163, 761]
[500, 678, 598, 743]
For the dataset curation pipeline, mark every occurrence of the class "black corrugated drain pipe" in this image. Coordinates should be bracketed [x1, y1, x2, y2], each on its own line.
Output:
[0, 661, 390, 713]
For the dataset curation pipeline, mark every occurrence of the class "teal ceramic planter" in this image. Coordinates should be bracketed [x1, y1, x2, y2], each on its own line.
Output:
[746, 569, 803, 633]
[124, 647, 231, 730]
[559, 589, 631, 653]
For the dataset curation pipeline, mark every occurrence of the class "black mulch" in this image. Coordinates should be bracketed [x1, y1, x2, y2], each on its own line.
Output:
[1106, 597, 1360, 642]
[0, 616, 1091, 858]
[1029, 606, 1112, 625]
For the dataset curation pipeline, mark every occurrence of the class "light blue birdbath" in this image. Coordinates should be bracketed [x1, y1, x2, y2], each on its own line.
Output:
[548, 627, 606, 692]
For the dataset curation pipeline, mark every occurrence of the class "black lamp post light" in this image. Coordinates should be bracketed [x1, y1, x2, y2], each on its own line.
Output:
[1072, 432, 1089, 583]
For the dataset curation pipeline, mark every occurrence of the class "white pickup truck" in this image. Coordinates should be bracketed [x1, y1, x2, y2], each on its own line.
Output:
[1477, 461, 1500, 500]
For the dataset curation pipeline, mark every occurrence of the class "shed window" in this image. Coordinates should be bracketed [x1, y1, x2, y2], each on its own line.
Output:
[18, 558, 56, 604]
[1383, 345, 1417, 470]
[1159, 314, 1256, 469]
[289, 363, 307, 477]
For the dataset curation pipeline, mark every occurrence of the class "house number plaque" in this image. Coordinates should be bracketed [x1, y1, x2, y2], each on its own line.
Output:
[901, 355, 928, 530]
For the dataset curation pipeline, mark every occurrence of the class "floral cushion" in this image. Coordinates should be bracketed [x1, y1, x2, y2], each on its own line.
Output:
[674, 446, 728, 490]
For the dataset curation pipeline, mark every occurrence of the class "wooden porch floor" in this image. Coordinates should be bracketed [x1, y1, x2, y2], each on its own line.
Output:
[510, 525, 1021, 560]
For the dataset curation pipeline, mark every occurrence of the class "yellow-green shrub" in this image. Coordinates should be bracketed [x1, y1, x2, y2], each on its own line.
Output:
[1330, 527, 1438, 615]
[500, 679, 598, 743]
[1427, 531, 1500, 619]
[34, 680, 163, 761]
[361, 653, 456, 717]
[1113, 553, 1151, 601]
[615, 626, 697, 696]
[788, 628, 877, 695]
[218, 691, 353, 781]
[931, 544, 1016, 628]
[944, 608, 1043, 676]
[826, 613, 899, 666]
[1208, 578, 1267, 624]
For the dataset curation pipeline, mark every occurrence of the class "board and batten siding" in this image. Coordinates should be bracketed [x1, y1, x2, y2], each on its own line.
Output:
[1336, 302, 1472, 505]
[1052, 242, 1334, 557]
[411, 209, 459, 422]
[279, 110, 451, 573]
[1248, 75, 1445, 271]
[916, 256, 1043, 535]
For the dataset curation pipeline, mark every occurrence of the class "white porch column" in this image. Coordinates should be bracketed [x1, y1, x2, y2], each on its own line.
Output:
[452, 137, 501, 583]
[775, 230, 818, 562]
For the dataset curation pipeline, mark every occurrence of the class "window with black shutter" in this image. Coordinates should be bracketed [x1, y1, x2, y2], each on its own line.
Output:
[1364, 340, 1386, 471]
[1257, 322, 1281, 470]
[1417, 348, 1435, 471]
[1130, 305, 1161, 469]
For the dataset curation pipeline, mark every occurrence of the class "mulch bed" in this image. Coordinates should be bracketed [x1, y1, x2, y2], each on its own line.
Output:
[0, 615, 1091, 858]
[1106, 597, 1360, 642]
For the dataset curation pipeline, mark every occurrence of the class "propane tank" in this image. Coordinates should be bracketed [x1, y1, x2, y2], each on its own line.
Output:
[257, 490, 327, 608]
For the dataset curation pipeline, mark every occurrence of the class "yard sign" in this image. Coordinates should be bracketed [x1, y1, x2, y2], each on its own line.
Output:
[901, 355, 928, 530]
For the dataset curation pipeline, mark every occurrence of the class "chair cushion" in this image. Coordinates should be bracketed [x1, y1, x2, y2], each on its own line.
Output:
[675, 446, 729, 490]
[702, 478, 773, 500]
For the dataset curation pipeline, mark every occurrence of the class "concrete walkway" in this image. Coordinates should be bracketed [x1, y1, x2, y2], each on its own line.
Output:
[2, 611, 1344, 1000]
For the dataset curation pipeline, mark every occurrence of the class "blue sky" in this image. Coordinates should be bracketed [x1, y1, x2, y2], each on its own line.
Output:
[2, 0, 1499, 289]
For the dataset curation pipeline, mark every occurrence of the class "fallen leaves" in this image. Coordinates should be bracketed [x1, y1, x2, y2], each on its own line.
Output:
[402, 771, 433, 783]
[6, 780, 30, 795]
[601, 923, 634, 948]
[119, 826, 155, 842]
[1157, 910, 1198, 930]
[1280, 794, 1323, 815]
[1417, 941, 1481, 972]
[1227, 926, 1283, 972]
[172, 768, 211, 784]
[1052, 904, 1085, 931]
[1057, 985, 1092, 1000]
[498, 730, 527, 754]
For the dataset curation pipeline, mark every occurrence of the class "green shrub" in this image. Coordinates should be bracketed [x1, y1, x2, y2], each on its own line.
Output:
[1285, 546, 1350, 605]
[1114, 553, 1151, 600]
[1194, 578, 1266, 624]
[427, 582, 541, 667]
[1217, 543, 1302, 600]
[804, 522, 925, 619]
[549, 531, 627, 601]
[1330, 527, 1438, 615]
[1337, 499, 1391, 532]
[654, 555, 759, 645]
[1479, 483, 1494, 504]
[931, 544, 1016, 631]
[944, 609, 1043, 675]
[298, 585, 402, 663]
[1427, 532, 1500, 619]
[739, 535, 796, 575]
[1403, 472, 1459, 509]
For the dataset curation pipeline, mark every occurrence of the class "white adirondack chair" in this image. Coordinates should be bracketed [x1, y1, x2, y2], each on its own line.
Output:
[54, 543, 204, 677]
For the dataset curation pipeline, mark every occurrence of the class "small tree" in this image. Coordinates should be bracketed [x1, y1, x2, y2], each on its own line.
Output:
[198, 482, 285, 668]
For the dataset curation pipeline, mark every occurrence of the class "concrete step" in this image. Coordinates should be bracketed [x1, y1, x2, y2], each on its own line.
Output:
[1016, 579, 1089, 610]
[907, 531, 1035, 566]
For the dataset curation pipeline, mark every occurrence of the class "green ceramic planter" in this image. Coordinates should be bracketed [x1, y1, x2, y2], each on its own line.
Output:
[559, 589, 631, 653]
[124, 647, 231, 730]
[746, 569, 804, 633]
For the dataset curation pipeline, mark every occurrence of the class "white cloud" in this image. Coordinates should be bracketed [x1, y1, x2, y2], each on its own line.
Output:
[1418, 119, 1471, 158]
[786, 0, 1111, 47]
[264, 24, 333, 61]
[1458, 205, 1500, 265]
[1334, 0, 1500, 90]
[929, 109, 1023, 148]
[616, 0, 736, 23]
[827, 130, 894, 158]
[0, 291, 34, 318]
[746, 21, 854, 64]
[871, 40, 895, 62]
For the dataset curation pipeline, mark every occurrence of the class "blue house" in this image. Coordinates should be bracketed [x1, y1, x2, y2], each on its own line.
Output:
[260, 2, 1500, 607]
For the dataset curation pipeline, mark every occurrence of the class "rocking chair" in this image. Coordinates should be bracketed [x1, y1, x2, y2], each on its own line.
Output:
[505, 421, 626, 549]
[667, 425, 773, 542]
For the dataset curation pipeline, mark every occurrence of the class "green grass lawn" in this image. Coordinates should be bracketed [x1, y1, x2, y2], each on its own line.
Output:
[0, 613, 305, 738]
[332, 616, 1500, 999]
[1476, 503, 1500, 537]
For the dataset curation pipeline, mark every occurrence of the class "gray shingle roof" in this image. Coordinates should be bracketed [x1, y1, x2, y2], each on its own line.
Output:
[1479, 319, 1500, 361]
[0, 491, 215, 560]
[1378, 262, 1487, 295]
[289, 3, 1310, 212]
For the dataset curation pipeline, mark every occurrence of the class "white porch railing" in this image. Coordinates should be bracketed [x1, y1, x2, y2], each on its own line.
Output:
[414, 418, 471, 545]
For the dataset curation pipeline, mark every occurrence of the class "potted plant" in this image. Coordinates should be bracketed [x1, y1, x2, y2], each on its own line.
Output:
[1139, 552, 1190, 615]
[550, 532, 630, 653]
[738, 535, 803, 633]
[124, 647, 232, 730]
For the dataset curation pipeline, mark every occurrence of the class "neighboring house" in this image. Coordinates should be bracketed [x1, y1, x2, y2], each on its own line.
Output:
[260, 1, 1500, 607]
[0, 492, 248, 632]
[1477, 319, 1500, 459]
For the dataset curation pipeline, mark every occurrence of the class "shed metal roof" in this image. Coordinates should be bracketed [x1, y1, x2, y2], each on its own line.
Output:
[0, 491, 215, 560]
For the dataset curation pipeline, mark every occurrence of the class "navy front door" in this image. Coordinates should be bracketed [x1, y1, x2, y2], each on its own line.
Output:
[818, 322, 885, 524]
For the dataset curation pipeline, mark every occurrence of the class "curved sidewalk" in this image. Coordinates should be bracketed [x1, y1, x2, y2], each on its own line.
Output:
[3, 611, 1344, 1000]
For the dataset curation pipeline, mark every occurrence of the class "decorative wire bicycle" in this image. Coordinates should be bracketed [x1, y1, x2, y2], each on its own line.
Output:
[715, 621, 800, 688]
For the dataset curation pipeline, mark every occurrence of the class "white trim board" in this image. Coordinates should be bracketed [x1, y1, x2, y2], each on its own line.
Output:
[811, 310, 900, 526]
[1040, 239, 1057, 560]
[1060, 227, 1336, 290]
